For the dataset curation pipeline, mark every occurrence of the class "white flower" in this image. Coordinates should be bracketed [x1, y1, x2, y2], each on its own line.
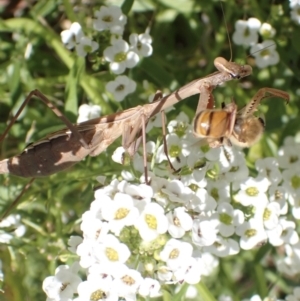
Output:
[80, 210, 110, 242]
[172, 257, 202, 285]
[232, 18, 261, 46]
[268, 185, 288, 215]
[277, 243, 300, 276]
[189, 187, 216, 213]
[129, 32, 153, 58]
[234, 177, 269, 207]
[235, 218, 267, 250]
[166, 207, 193, 238]
[157, 265, 173, 282]
[268, 218, 299, 246]
[93, 5, 127, 34]
[75, 36, 99, 57]
[167, 112, 190, 134]
[259, 23, 276, 38]
[156, 133, 188, 170]
[0, 214, 26, 242]
[286, 287, 300, 301]
[106, 75, 136, 101]
[94, 178, 120, 198]
[218, 147, 249, 183]
[250, 40, 279, 68]
[77, 104, 101, 123]
[104, 39, 139, 74]
[203, 236, 240, 257]
[93, 234, 131, 265]
[212, 203, 244, 237]
[206, 179, 230, 203]
[112, 265, 143, 298]
[101, 192, 139, 235]
[199, 253, 219, 276]
[112, 146, 125, 164]
[138, 278, 161, 298]
[255, 157, 282, 185]
[291, 4, 300, 24]
[77, 274, 116, 301]
[263, 202, 280, 230]
[135, 202, 168, 241]
[278, 141, 300, 169]
[290, 0, 300, 8]
[118, 180, 153, 202]
[181, 166, 208, 189]
[160, 179, 193, 204]
[61, 22, 84, 49]
[68, 236, 83, 253]
[160, 238, 193, 270]
[121, 170, 135, 181]
[192, 217, 219, 247]
[43, 262, 82, 300]
[282, 169, 300, 211]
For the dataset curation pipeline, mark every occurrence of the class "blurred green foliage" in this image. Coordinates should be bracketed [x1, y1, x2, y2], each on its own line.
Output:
[0, 0, 299, 300]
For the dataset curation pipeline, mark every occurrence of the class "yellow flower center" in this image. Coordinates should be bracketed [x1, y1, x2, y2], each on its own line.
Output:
[115, 208, 129, 220]
[291, 175, 300, 189]
[122, 275, 135, 285]
[105, 247, 119, 261]
[219, 213, 232, 225]
[169, 248, 179, 259]
[114, 52, 127, 62]
[145, 214, 157, 229]
[246, 187, 259, 196]
[245, 229, 257, 237]
[90, 290, 106, 301]
[263, 208, 271, 221]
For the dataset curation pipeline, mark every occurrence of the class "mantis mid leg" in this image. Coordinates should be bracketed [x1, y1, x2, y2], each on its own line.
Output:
[121, 108, 150, 183]
[151, 91, 178, 173]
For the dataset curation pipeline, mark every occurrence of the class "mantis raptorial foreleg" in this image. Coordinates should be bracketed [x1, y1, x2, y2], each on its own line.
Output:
[0, 90, 90, 149]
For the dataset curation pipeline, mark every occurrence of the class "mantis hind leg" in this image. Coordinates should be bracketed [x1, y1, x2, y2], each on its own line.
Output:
[0, 89, 90, 149]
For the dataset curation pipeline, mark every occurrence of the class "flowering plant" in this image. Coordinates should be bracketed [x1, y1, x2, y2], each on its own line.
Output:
[0, 1, 298, 301]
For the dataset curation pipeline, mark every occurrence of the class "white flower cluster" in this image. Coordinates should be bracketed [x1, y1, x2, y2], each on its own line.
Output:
[77, 104, 101, 123]
[61, 22, 99, 57]
[43, 111, 300, 300]
[290, 0, 300, 24]
[232, 18, 279, 68]
[60, 5, 153, 102]
[0, 214, 26, 244]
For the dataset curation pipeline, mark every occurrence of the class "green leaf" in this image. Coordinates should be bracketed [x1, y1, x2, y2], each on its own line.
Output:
[139, 58, 175, 88]
[196, 281, 218, 301]
[65, 57, 85, 117]
[121, 0, 134, 14]
[30, 0, 57, 18]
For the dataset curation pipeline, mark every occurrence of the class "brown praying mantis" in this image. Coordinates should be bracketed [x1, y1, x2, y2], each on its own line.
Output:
[0, 57, 250, 180]
[0, 57, 289, 183]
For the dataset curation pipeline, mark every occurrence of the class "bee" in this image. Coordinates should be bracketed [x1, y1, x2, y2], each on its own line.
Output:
[193, 88, 290, 148]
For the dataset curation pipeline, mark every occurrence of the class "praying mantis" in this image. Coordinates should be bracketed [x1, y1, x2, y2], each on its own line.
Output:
[0, 57, 253, 181]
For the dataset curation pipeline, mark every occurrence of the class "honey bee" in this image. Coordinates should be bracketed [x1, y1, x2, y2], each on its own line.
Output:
[193, 88, 290, 148]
